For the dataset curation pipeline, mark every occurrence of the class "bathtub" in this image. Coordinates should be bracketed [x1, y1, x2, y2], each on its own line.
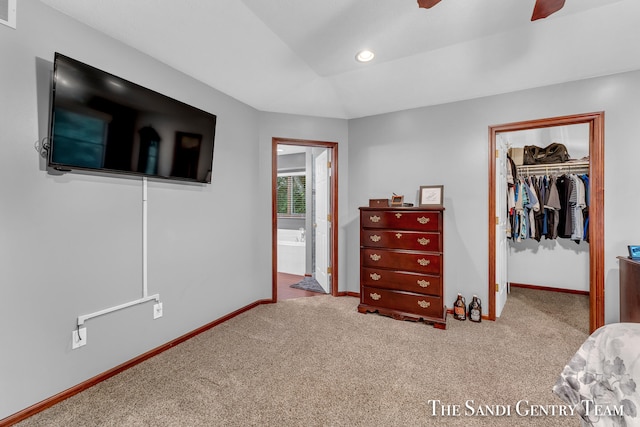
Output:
[277, 229, 306, 276]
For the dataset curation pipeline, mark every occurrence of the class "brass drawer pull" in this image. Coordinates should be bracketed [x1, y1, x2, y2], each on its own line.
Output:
[395, 233, 402, 239]
[370, 273, 381, 281]
[370, 215, 381, 223]
[417, 238, 431, 246]
[370, 254, 381, 261]
[417, 280, 430, 288]
[370, 235, 381, 242]
[370, 292, 381, 301]
[417, 216, 430, 224]
[417, 258, 430, 266]
[395, 213, 402, 218]
[418, 300, 431, 308]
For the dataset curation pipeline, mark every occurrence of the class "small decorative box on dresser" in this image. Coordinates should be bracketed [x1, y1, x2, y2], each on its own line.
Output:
[358, 206, 447, 329]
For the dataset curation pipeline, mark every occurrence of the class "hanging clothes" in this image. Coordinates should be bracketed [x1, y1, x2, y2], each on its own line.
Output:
[506, 155, 516, 239]
[539, 175, 550, 237]
[531, 176, 545, 242]
[544, 175, 561, 240]
[570, 175, 586, 242]
[507, 170, 589, 244]
[580, 174, 590, 242]
[525, 176, 540, 240]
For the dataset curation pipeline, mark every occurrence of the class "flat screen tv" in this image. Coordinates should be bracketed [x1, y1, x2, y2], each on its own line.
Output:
[48, 53, 216, 184]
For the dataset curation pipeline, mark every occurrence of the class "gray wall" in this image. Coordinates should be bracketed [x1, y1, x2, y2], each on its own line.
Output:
[348, 71, 640, 325]
[277, 152, 306, 172]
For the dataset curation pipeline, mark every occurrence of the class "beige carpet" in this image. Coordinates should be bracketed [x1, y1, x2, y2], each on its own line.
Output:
[509, 285, 590, 335]
[17, 287, 589, 426]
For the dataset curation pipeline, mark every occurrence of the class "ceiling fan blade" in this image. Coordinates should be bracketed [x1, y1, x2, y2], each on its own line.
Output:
[531, 0, 566, 21]
[417, 0, 442, 9]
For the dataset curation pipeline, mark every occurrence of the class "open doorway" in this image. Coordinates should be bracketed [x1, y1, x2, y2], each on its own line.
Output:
[488, 112, 604, 333]
[495, 124, 591, 333]
[271, 138, 338, 302]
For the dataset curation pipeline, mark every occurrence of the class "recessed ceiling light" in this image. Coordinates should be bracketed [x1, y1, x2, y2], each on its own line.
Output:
[356, 50, 375, 63]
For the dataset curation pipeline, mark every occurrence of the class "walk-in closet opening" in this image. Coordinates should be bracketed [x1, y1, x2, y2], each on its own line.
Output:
[488, 112, 604, 333]
[498, 125, 590, 333]
[271, 138, 339, 302]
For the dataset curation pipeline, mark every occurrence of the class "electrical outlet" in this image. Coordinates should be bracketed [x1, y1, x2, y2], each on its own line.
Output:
[72, 327, 87, 349]
[153, 302, 163, 319]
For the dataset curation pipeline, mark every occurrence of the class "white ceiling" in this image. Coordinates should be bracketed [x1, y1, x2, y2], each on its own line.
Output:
[39, 0, 640, 119]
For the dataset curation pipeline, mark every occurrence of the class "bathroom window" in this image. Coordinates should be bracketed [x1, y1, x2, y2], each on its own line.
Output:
[277, 173, 306, 217]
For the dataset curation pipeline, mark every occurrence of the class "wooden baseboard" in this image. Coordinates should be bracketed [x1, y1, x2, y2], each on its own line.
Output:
[510, 282, 589, 296]
[336, 291, 359, 298]
[0, 299, 274, 427]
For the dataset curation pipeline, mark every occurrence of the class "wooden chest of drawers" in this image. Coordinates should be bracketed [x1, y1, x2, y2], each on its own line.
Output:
[357, 207, 447, 329]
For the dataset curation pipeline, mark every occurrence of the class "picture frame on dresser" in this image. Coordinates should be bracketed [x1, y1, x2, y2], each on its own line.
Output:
[419, 185, 444, 207]
[390, 194, 404, 207]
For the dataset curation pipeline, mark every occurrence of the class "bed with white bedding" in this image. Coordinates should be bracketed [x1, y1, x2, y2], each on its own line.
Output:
[553, 322, 640, 426]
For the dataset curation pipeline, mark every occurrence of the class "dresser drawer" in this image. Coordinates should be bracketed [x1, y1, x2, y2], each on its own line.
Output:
[361, 248, 441, 275]
[361, 210, 441, 232]
[362, 286, 442, 318]
[361, 267, 442, 296]
[362, 229, 441, 252]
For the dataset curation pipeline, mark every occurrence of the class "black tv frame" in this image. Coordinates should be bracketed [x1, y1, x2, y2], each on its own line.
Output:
[47, 53, 217, 184]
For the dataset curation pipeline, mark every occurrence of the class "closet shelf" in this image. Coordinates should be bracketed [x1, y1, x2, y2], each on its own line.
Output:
[516, 160, 589, 175]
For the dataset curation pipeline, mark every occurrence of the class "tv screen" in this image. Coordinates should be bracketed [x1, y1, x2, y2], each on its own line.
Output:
[48, 53, 216, 184]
